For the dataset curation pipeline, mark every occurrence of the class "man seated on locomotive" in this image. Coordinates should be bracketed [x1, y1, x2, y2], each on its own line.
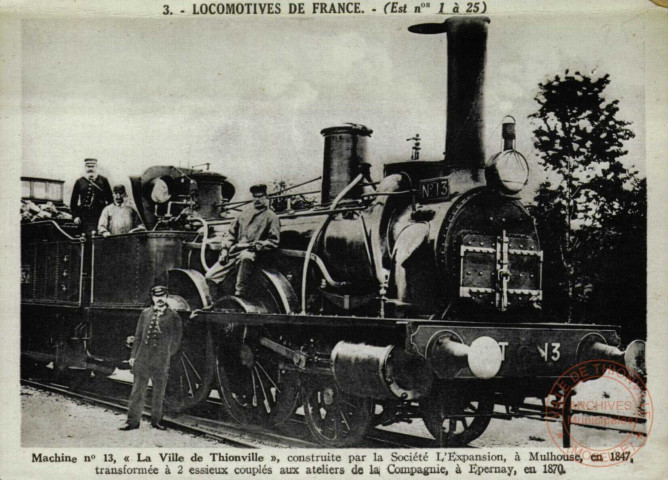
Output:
[97, 185, 146, 237]
[205, 183, 279, 298]
[70, 158, 113, 237]
[120, 285, 182, 431]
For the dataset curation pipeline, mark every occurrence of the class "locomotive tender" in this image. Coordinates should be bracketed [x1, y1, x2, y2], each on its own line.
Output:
[21, 16, 645, 447]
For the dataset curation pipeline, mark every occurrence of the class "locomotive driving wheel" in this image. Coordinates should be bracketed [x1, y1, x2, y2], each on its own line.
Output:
[215, 296, 300, 428]
[420, 382, 495, 447]
[164, 319, 216, 413]
[302, 376, 374, 447]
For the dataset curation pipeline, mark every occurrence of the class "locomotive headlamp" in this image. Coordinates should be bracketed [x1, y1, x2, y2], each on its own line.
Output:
[485, 150, 529, 195]
[150, 176, 172, 203]
[485, 116, 529, 195]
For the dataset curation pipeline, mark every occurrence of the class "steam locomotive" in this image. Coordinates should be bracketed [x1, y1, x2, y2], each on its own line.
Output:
[21, 16, 644, 447]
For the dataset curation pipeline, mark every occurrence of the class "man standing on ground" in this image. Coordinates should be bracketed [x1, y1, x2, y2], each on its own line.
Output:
[70, 158, 113, 236]
[97, 185, 145, 236]
[205, 184, 280, 298]
[119, 286, 182, 431]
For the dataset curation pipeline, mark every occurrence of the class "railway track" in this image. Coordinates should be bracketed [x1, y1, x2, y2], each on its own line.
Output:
[20, 376, 438, 449]
[22, 372, 646, 449]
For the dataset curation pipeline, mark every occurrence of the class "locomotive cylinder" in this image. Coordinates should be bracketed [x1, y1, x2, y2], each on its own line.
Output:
[331, 342, 432, 400]
[320, 124, 372, 204]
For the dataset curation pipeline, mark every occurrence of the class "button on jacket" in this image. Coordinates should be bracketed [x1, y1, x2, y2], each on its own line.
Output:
[131, 306, 182, 373]
[70, 175, 113, 220]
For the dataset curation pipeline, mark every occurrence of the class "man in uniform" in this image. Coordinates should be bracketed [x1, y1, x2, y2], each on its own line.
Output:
[205, 184, 280, 298]
[97, 185, 145, 236]
[70, 158, 113, 236]
[119, 286, 182, 431]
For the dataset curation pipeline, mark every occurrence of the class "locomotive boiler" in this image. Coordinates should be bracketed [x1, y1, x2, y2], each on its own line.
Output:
[20, 16, 645, 448]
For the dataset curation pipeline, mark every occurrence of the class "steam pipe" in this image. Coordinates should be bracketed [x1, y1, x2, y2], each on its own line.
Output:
[300, 173, 365, 313]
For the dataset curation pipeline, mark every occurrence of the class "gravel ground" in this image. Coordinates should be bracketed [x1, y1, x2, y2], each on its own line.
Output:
[22, 370, 646, 449]
[21, 385, 224, 448]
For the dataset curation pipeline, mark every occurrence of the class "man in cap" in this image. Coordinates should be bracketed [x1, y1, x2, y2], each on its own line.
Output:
[97, 185, 146, 236]
[70, 158, 113, 236]
[120, 286, 182, 431]
[205, 183, 280, 298]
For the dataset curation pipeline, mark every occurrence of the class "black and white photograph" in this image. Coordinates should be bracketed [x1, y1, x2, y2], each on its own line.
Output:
[1, 0, 668, 478]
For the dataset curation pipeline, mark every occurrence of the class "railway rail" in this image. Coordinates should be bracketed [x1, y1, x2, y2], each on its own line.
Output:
[20, 375, 437, 448]
[22, 372, 646, 450]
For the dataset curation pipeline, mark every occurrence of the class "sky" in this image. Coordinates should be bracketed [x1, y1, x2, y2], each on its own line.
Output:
[21, 11, 646, 204]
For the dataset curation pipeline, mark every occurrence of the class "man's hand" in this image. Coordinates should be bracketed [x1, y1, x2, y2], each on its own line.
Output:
[102, 231, 111, 238]
[128, 358, 135, 367]
[252, 241, 263, 252]
[73, 217, 81, 225]
[218, 249, 229, 265]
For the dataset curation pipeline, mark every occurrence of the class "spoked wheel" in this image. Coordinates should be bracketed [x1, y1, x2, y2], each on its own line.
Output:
[165, 320, 216, 413]
[215, 295, 300, 428]
[302, 376, 374, 447]
[217, 336, 300, 427]
[420, 383, 494, 447]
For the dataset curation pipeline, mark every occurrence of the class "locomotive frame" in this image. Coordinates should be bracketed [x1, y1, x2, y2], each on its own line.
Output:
[20, 15, 646, 448]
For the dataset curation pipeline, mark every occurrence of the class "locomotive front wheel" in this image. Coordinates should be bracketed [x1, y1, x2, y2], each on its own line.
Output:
[420, 384, 494, 447]
[302, 376, 374, 447]
[165, 322, 216, 413]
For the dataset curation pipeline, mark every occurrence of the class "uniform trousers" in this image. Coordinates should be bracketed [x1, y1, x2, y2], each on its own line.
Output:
[205, 250, 258, 297]
[127, 347, 170, 426]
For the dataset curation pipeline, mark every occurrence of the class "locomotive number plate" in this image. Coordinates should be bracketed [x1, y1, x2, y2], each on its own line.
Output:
[419, 177, 450, 201]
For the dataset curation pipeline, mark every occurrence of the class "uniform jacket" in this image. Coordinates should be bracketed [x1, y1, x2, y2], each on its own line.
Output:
[221, 205, 280, 252]
[131, 306, 183, 374]
[70, 175, 113, 220]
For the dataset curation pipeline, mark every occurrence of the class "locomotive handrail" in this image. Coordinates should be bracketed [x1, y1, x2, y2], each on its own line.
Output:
[22, 219, 81, 242]
[222, 176, 322, 208]
[278, 205, 366, 220]
[361, 189, 413, 197]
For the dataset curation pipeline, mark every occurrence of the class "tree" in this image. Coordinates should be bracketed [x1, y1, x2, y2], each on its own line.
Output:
[529, 71, 641, 328]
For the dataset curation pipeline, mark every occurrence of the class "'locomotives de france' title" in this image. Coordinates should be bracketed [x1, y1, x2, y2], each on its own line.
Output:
[21, 16, 645, 447]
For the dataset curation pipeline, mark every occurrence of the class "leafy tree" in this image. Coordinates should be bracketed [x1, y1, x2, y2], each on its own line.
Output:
[530, 71, 642, 331]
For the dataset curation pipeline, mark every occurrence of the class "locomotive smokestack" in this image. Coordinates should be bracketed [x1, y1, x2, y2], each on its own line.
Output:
[409, 16, 490, 179]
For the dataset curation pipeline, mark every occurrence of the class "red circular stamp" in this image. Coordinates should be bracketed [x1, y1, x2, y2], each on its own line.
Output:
[546, 359, 652, 467]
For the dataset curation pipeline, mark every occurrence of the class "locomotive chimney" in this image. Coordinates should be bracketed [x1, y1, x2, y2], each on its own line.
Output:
[409, 16, 490, 179]
[320, 124, 373, 204]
